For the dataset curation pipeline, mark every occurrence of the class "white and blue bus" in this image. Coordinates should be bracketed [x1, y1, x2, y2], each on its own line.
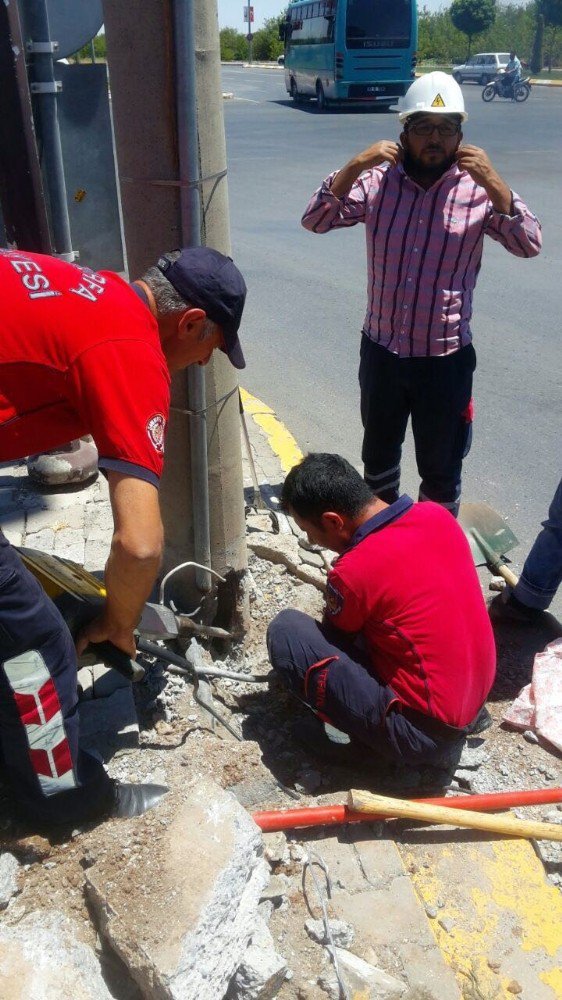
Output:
[281, 0, 418, 110]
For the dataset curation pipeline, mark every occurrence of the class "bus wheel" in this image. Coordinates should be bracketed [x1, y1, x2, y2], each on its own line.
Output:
[290, 78, 300, 103]
[316, 81, 327, 111]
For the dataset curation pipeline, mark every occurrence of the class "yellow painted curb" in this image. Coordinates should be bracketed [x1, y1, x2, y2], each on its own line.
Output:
[240, 387, 303, 474]
[401, 837, 562, 999]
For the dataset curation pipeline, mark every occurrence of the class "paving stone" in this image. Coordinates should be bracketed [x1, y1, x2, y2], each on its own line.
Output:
[78, 686, 139, 757]
[86, 779, 270, 1000]
[1, 524, 24, 547]
[0, 853, 20, 909]
[53, 528, 86, 564]
[84, 538, 110, 573]
[228, 915, 287, 999]
[24, 526, 56, 552]
[325, 832, 461, 1000]
[0, 909, 113, 999]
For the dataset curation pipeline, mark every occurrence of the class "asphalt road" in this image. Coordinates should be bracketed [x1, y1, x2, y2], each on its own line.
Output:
[222, 66, 561, 600]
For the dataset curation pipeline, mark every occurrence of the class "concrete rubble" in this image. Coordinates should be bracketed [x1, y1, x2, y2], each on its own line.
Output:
[228, 916, 288, 1000]
[0, 910, 114, 1000]
[319, 948, 407, 1000]
[85, 779, 271, 1000]
[304, 918, 354, 948]
[0, 852, 20, 909]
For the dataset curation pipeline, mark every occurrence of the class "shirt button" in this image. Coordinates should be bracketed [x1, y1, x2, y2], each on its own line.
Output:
[407, 277, 412, 282]
[413, 248, 419, 252]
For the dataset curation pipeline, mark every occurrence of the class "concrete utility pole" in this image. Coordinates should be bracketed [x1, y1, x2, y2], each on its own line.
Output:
[102, 0, 248, 628]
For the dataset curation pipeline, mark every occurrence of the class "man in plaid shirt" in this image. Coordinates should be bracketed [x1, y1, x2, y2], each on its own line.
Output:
[302, 72, 541, 516]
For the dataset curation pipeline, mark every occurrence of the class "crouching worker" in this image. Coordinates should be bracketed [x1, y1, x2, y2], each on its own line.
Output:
[267, 454, 496, 767]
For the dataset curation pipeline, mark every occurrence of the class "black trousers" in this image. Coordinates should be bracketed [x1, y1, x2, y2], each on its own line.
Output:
[0, 532, 115, 825]
[267, 609, 469, 767]
[359, 338, 477, 516]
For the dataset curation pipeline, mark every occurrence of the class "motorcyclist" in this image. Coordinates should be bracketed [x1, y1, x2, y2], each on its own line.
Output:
[504, 51, 522, 97]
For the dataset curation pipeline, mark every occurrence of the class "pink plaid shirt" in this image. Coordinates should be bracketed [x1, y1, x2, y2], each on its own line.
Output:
[302, 163, 542, 357]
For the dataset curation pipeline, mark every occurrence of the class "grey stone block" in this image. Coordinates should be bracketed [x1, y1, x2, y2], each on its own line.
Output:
[229, 916, 287, 999]
[86, 779, 270, 1000]
[0, 853, 20, 909]
[0, 910, 113, 998]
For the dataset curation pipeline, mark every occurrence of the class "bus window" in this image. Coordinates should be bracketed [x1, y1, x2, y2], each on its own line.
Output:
[347, 0, 412, 46]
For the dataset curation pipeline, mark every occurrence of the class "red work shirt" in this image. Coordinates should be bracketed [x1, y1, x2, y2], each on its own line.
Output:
[324, 497, 496, 726]
[0, 250, 170, 486]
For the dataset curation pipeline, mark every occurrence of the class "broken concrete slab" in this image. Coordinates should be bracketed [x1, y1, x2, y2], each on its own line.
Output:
[0, 909, 114, 999]
[247, 533, 326, 592]
[228, 915, 287, 999]
[86, 779, 270, 1000]
[311, 830, 461, 999]
[0, 853, 20, 909]
[78, 686, 138, 757]
[320, 948, 406, 1000]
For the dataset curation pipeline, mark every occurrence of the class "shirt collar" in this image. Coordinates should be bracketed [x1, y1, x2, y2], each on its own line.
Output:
[130, 281, 150, 306]
[346, 495, 414, 551]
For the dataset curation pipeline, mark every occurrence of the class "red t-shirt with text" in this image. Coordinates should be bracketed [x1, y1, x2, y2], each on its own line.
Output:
[325, 499, 496, 726]
[0, 250, 170, 486]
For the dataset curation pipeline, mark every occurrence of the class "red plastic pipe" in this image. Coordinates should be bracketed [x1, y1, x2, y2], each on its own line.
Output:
[253, 787, 562, 832]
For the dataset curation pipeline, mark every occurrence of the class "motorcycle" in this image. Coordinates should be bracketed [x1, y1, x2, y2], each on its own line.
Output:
[482, 73, 531, 103]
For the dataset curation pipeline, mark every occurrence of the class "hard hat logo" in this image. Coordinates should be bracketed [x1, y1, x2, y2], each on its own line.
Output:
[393, 71, 468, 123]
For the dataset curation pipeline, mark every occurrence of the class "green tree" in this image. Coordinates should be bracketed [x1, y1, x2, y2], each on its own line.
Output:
[220, 27, 248, 61]
[252, 14, 285, 60]
[531, 10, 545, 71]
[540, 0, 562, 68]
[75, 33, 107, 62]
[450, 0, 497, 57]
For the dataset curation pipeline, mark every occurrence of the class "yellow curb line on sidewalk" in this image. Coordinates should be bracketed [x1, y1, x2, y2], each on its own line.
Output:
[240, 387, 303, 474]
[402, 837, 562, 998]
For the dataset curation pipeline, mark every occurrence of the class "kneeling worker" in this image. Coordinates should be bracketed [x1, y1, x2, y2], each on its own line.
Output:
[267, 454, 495, 766]
[0, 246, 246, 826]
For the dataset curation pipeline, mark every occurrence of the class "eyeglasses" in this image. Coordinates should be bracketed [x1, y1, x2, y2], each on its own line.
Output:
[407, 120, 460, 137]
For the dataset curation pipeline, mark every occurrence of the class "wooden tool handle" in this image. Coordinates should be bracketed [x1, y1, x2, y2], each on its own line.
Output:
[348, 790, 562, 842]
[496, 564, 520, 588]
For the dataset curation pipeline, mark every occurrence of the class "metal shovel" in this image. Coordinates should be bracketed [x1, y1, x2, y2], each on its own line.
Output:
[458, 502, 519, 586]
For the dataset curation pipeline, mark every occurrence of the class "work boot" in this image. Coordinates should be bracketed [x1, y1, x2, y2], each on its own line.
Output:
[111, 782, 169, 819]
[467, 705, 493, 736]
[489, 591, 545, 625]
[27, 437, 98, 487]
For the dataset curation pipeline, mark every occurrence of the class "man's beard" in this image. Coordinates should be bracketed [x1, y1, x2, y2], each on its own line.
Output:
[403, 149, 456, 187]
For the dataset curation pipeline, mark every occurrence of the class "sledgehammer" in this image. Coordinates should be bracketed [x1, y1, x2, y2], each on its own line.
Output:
[348, 789, 562, 841]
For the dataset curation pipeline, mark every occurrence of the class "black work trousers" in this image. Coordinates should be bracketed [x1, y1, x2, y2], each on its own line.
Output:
[0, 532, 115, 826]
[359, 337, 476, 516]
[267, 609, 469, 768]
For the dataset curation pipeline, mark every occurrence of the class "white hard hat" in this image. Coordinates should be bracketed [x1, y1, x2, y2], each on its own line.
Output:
[394, 72, 467, 123]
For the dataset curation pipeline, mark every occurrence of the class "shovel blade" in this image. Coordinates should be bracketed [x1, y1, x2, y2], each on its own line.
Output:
[458, 502, 519, 567]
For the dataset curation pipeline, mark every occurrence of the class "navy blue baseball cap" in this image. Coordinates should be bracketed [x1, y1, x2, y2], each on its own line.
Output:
[157, 247, 247, 369]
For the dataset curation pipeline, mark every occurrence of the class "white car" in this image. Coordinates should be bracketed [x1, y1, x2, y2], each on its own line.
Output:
[452, 52, 511, 85]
